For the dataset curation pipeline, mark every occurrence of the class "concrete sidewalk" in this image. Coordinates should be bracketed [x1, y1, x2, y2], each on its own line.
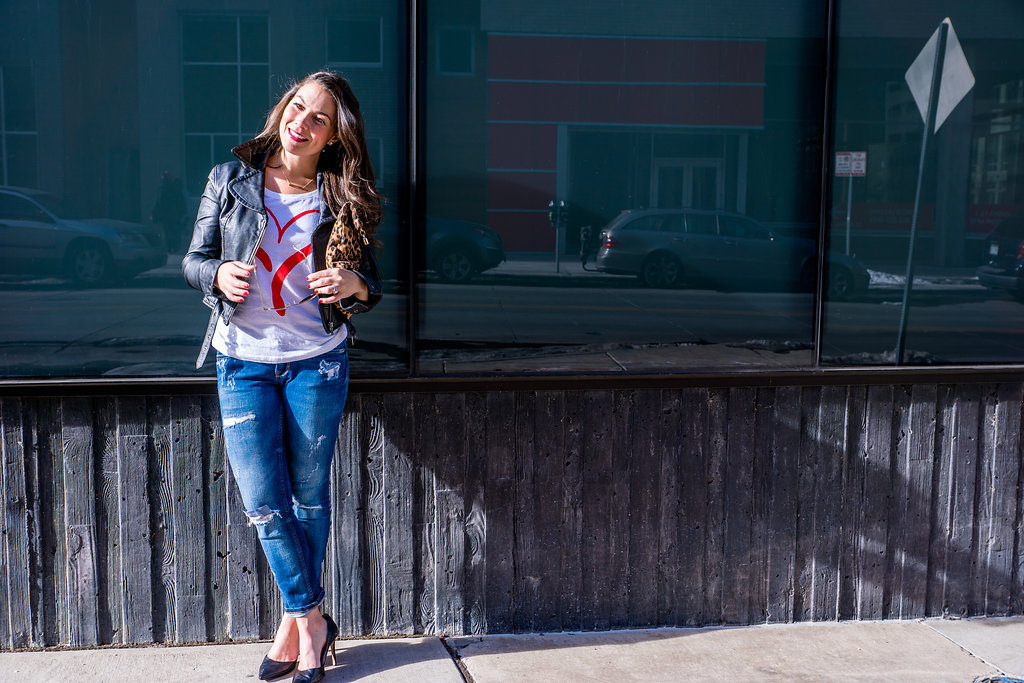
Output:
[1, 617, 1021, 682]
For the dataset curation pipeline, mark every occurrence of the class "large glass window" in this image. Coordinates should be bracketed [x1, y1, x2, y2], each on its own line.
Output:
[419, 1, 829, 373]
[2, 1, 1023, 381]
[0, 1, 408, 378]
[822, 4, 1024, 364]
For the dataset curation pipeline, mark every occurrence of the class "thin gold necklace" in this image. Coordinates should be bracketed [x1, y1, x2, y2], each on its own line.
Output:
[285, 174, 315, 191]
[268, 162, 315, 191]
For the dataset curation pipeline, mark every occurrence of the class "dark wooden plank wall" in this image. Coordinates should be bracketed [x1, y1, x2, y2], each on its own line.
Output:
[0, 382, 1023, 648]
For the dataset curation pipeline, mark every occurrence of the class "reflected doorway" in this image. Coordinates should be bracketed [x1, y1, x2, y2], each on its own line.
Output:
[652, 159, 724, 210]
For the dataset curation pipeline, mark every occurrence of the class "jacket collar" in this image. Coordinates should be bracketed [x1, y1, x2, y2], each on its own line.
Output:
[228, 136, 336, 221]
[232, 136, 272, 169]
[228, 137, 271, 212]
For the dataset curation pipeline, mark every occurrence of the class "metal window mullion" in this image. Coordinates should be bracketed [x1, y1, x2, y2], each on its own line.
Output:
[406, 0, 420, 376]
[813, 0, 839, 368]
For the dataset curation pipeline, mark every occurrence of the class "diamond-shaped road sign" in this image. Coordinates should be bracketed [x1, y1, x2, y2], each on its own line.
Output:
[905, 18, 975, 133]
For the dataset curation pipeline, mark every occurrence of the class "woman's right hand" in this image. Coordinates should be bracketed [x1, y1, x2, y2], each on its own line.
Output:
[214, 261, 255, 302]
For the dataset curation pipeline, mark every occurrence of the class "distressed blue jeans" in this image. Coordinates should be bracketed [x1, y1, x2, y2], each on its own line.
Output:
[216, 345, 349, 616]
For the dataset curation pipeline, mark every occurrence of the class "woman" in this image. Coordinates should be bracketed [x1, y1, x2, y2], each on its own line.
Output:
[183, 71, 383, 682]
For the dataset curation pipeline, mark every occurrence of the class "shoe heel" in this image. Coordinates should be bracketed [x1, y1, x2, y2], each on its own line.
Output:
[330, 641, 337, 666]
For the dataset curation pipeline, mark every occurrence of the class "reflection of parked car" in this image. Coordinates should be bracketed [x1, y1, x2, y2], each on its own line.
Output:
[594, 209, 869, 299]
[976, 212, 1024, 299]
[376, 212, 505, 283]
[0, 186, 166, 285]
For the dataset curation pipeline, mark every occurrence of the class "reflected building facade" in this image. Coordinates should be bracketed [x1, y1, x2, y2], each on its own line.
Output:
[828, 5, 1024, 267]
[428, 2, 826, 254]
[1, 1, 1023, 376]
[0, 1, 409, 376]
[1, 2, 405, 239]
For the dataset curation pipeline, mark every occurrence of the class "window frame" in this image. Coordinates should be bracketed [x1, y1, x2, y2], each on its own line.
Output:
[180, 13, 271, 196]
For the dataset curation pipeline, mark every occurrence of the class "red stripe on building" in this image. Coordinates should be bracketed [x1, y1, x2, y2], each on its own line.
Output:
[487, 211, 554, 252]
[489, 35, 765, 85]
[484, 35, 766, 251]
[488, 123, 559, 170]
[488, 170, 557, 211]
[490, 82, 763, 128]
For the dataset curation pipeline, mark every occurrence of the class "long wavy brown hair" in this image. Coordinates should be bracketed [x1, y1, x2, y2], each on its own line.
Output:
[256, 71, 384, 233]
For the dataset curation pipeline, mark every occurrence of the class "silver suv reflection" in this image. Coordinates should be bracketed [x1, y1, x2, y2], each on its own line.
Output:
[594, 209, 868, 299]
[0, 186, 166, 285]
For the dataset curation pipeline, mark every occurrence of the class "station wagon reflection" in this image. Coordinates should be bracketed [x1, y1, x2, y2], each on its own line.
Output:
[595, 209, 869, 299]
[0, 187, 166, 286]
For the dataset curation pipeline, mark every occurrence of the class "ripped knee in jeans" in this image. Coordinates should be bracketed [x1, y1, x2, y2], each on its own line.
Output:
[292, 497, 329, 521]
[243, 505, 279, 526]
[223, 412, 256, 429]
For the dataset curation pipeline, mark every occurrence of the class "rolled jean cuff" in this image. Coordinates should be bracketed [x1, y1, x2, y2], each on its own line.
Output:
[283, 588, 325, 618]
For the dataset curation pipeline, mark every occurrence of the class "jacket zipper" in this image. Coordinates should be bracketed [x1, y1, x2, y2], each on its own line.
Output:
[245, 210, 268, 268]
[220, 198, 267, 326]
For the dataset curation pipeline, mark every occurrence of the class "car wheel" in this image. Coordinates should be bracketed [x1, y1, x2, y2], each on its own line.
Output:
[67, 241, 113, 286]
[435, 247, 476, 283]
[639, 252, 683, 288]
[827, 266, 855, 300]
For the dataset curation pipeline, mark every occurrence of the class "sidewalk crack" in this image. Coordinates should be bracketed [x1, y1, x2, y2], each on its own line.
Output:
[920, 619, 1008, 677]
[439, 635, 476, 683]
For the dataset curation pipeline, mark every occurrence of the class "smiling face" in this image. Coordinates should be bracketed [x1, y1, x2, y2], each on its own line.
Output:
[278, 81, 339, 160]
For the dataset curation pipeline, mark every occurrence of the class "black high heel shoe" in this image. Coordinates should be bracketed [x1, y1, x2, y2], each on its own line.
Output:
[293, 614, 339, 683]
[258, 655, 297, 681]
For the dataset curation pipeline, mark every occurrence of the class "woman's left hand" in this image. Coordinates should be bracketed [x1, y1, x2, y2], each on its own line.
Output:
[307, 268, 369, 304]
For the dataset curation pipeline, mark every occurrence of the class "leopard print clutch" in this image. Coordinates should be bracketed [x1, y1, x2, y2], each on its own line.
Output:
[325, 203, 368, 270]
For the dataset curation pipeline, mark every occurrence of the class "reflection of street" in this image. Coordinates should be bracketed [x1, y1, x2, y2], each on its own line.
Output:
[2, 255, 1020, 376]
[0, 268, 409, 377]
[0, 267, 222, 376]
[418, 283, 814, 372]
[419, 281, 1024, 371]
[821, 291, 1024, 363]
[423, 285, 811, 344]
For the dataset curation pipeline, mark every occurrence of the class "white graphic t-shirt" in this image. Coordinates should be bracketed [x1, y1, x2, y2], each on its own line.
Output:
[212, 188, 346, 362]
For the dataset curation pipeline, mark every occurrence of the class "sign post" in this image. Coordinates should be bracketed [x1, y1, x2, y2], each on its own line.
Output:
[835, 151, 866, 256]
[894, 18, 974, 365]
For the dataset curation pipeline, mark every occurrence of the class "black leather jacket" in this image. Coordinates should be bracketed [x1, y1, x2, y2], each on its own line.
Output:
[182, 138, 382, 369]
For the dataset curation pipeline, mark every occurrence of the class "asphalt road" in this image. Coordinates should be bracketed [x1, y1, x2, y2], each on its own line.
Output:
[1, 266, 1020, 377]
